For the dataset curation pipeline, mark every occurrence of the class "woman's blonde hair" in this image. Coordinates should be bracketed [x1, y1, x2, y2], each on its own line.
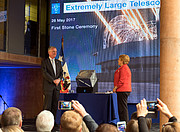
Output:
[119, 54, 130, 64]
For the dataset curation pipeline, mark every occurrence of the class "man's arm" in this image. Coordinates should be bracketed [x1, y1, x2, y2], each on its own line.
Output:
[72, 100, 98, 132]
[83, 114, 98, 132]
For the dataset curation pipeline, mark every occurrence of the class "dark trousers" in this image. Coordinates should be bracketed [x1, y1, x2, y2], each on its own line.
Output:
[43, 88, 60, 119]
[117, 92, 130, 123]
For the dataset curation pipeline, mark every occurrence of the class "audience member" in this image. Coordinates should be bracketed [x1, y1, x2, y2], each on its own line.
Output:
[0, 114, 1, 129]
[95, 123, 119, 132]
[36, 110, 54, 132]
[136, 98, 180, 132]
[1, 125, 24, 132]
[130, 111, 152, 130]
[1, 107, 22, 128]
[162, 122, 180, 132]
[125, 119, 139, 132]
[0, 120, 1, 132]
[60, 110, 82, 132]
[72, 100, 98, 132]
[82, 121, 90, 132]
[157, 98, 180, 132]
[136, 98, 153, 132]
[146, 118, 152, 130]
[130, 111, 138, 120]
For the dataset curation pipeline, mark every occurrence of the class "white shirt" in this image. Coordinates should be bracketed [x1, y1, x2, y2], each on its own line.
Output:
[49, 57, 56, 75]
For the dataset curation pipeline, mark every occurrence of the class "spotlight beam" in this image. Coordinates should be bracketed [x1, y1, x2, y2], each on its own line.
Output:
[129, 9, 149, 40]
[87, 0, 122, 44]
[151, 8, 158, 20]
[135, 9, 153, 39]
[95, 11, 122, 43]
[121, 10, 133, 27]
[124, 10, 139, 29]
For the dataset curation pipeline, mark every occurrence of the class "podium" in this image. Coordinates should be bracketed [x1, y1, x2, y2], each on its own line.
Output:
[76, 81, 98, 93]
[76, 70, 98, 93]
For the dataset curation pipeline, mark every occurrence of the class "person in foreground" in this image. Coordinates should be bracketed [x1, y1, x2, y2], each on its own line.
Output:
[60, 110, 82, 132]
[73, 100, 119, 132]
[128, 111, 152, 131]
[71, 100, 98, 132]
[95, 123, 118, 132]
[60, 110, 90, 132]
[113, 54, 132, 123]
[0, 107, 24, 132]
[125, 119, 139, 132]
[41, 46, 63, 118]
[1, 125, 24, 132]
[36, 110, 54, 132]
[136, 98, 180, 132]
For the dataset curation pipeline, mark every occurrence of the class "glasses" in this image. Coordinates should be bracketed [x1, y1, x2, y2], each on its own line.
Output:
[162, 122, 180, 128]
[162, 122, 174, 128]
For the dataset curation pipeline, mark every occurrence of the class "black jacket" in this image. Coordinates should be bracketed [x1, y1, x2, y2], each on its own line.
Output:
[41, 58, 63, 93]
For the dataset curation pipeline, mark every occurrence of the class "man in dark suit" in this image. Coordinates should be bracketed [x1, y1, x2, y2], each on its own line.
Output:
[41, 46, 63, 118]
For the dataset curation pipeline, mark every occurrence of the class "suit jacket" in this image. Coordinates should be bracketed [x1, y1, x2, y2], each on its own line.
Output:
[114, 64, 132, 92]
[41, 58, 63, 93]
[83, 114, 98, 132]
[138, 117, 149, 132]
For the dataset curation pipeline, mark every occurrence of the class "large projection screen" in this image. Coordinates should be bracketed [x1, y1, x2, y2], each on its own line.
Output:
[50, 0, 160, 103]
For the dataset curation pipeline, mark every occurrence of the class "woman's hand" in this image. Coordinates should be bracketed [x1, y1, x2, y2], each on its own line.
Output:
[113, 86, 117, 93]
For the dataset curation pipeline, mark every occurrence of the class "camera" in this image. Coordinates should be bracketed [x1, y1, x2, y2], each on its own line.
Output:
[58, 101, 73, 110]
[117, 121, 126, 132]
[147, 101, 158, 111]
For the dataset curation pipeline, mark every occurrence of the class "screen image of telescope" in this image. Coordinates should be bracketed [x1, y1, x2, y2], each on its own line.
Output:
[59, 101, 72, 110]
[147, 101, 158, 110]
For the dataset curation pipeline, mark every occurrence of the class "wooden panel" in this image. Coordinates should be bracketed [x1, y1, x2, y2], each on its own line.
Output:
[0, 52, 41, 67]
[0, 68, 43, 119]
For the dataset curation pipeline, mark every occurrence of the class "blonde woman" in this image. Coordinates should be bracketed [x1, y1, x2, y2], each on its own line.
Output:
[113, 54, 132, 123]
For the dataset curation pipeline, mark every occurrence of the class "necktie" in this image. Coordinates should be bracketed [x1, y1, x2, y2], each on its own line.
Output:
[51, 59, 56, 76]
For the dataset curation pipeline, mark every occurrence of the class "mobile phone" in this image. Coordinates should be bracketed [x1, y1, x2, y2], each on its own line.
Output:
[147, 101, 158, 110]
[117, 121, 126, 132]
[58, 101, 72, 110]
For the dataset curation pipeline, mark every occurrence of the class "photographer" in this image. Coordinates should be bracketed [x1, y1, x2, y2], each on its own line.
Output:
[136, 98, 149, 132]
[72, 100, 98, 132]
[95, 123, 119, 132]
[60, 110, 82, 132]
[136, 98, 180, 132]
[156, 98, 180, 132]
[156, 98, 177, 122]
